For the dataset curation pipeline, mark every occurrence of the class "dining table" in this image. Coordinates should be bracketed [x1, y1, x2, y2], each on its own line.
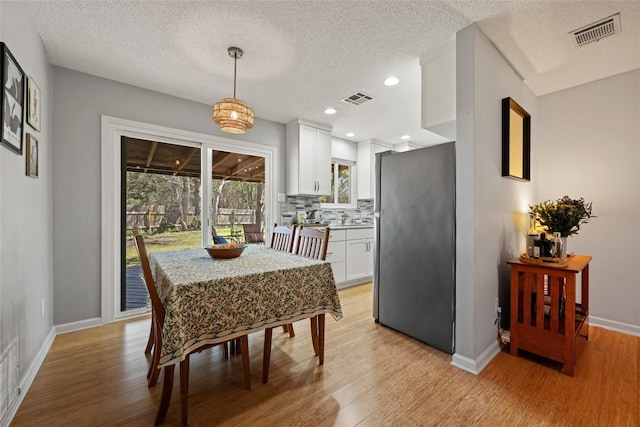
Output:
[149, 244, 343, 424]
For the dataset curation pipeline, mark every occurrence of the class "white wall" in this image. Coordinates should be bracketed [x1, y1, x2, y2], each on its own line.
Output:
[537, 69, 640, 333]
[52, 68, 285, 325]
[454, 24, 538, 372]
[0, 0, 54, 408]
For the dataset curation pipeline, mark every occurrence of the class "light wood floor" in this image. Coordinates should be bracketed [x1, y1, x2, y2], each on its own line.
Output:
[12, 283, 639, 426]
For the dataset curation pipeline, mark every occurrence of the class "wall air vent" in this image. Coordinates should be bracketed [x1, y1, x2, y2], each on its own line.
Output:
[570, 13, 621, 47]
[341, 91, 374, 106]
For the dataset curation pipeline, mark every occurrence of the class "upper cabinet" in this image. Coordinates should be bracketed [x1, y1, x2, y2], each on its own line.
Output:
[356, 139, 393, 200]
[420, 40, 456, 141]
[286, 120, 332, 196]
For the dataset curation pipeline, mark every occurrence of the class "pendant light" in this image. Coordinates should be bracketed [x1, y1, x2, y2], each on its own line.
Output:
[213, 47, 254, 134]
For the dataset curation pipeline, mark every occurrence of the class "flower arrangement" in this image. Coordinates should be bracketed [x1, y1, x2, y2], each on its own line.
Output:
[529, 196, 594, 238]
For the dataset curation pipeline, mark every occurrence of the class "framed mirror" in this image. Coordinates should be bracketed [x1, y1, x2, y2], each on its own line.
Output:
[501, 97, 531, 181]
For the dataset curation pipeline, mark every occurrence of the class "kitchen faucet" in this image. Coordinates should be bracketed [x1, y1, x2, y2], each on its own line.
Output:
[341, 212, 350, 225]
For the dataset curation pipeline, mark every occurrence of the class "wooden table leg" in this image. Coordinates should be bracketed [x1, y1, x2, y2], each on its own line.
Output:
[240, 335, 251, 390]
[581, 264, 589, 340]
[262, 328, 273, 383]
[509, 268, 520, 356]
[180, 357, 190, 426]
[562, 274, 576, 377]
[318, 314, 325, 365]
[310, 316, 319, 356]
[154, 365, 174, 426]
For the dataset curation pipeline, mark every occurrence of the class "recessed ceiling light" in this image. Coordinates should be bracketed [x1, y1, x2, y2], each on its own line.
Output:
[324, 108, 337, 115]
[384, 76, 399, 86]
[346, 132, 355, 137]
[401, 135, 410, 140]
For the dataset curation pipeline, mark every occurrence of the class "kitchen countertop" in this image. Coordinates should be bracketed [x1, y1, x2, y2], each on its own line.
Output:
[295, 223, 373, 230]
[326, 224, 373, 230]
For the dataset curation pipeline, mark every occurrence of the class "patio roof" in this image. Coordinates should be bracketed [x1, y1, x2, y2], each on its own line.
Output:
[123, 136, 265, 183]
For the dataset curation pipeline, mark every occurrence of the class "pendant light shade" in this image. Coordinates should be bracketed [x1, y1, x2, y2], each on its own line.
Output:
[213, 47, 254, 134]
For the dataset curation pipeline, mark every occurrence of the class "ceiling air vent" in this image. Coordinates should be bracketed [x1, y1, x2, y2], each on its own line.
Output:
[341, 91, 374, 106]
[570, 13, 621, 47]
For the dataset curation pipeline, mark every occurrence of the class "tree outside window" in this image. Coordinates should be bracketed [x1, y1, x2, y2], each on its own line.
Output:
[320, 161, 354, 207]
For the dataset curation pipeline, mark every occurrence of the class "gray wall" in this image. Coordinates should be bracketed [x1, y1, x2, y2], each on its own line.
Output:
[538, 69, 640, 332]
[455, 24, 538, 365]
[0, 0, 54, 384]
[52, 68, 285, 325]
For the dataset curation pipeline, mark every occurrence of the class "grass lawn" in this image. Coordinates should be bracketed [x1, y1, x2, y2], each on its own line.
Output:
[126, 228, 237, 266]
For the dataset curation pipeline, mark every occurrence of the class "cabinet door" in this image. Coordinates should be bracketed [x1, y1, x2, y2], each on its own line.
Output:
[357, 142, 390, 200]
[315, 128, 332, 195]
[326, 240, 346, 263]
[331, 261, 346, 284]
[346, 239, 369, 281]
[369, 144, 387, 200]
[298, 125, 318, 194]
[364, 238, 374, 276]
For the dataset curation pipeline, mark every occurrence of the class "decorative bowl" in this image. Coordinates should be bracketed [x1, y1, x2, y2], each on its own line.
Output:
[205, 243, 247, 259]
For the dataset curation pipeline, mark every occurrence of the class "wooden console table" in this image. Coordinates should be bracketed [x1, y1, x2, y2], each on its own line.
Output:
[508, 255, 591, 376]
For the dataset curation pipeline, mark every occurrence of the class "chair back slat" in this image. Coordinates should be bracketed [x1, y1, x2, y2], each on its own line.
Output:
[133, 232, 165, 321]
[270, 224, 298, 253]
[293, 226, 330, 261]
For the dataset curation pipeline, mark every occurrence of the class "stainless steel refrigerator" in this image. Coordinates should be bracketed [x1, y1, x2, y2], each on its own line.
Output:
[373, 142, 455, 354]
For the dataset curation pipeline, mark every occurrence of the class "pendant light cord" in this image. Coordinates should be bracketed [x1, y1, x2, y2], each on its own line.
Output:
[233, 52, 237, 99]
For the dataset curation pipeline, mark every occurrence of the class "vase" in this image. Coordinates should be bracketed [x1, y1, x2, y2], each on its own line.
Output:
[560, 237, 568, 258]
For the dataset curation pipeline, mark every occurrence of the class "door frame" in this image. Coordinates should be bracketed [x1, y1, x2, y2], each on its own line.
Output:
[101, 116, 277, 323]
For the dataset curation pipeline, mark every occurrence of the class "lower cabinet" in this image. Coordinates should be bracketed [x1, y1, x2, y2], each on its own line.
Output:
[326, 227, 374, 288]
[345, 238, 374, 281]
[326, 235, 346, 283]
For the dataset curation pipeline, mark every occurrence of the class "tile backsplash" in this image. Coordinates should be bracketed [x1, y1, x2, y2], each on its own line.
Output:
[280, 196, 374, 226]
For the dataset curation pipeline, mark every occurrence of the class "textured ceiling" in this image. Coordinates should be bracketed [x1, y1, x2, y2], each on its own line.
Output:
[28, 1, 640, 147]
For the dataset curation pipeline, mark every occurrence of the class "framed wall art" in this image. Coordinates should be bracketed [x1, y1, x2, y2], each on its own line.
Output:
[26, 133, 38, 177]
[27, 76, 41, 131]
[501, 97, 531, 181]
[1, 42, 25, 155]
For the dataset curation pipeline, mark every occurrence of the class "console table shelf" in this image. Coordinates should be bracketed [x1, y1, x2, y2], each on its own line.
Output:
[508, 255, 591, 376]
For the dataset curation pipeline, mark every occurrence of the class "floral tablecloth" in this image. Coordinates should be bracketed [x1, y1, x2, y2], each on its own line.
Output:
[150, 245, 343, 367]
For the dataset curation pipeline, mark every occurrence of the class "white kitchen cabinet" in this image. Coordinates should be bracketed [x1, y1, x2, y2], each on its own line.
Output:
[346, 238, 374, 281]
[326, 231, 346, 283]
[356, 139, 393, 200]
[286, 120, 332, 196]
[421, 40, 456, 141]
[323, 226, 374, 288]
[345, 228, 375, 282]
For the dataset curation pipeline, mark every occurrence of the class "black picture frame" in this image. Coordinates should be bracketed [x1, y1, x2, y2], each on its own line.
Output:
[1, 42, 25, 155]
[501, 97, 531, 181]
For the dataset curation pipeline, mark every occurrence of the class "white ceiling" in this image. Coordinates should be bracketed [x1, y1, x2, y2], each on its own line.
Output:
[28, 1, 640, 147]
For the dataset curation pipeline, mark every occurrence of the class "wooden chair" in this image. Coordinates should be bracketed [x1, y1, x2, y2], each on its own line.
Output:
[263, 225, 330, 383]
[269, 223, 298, 253]
[268, 224, 298, 337]
[290, 225, 330, 345]
[292, 225, 330, 261]
[242, 223, 265, 244]
[132, 231, 168, 388]
[133, 234, 250, 426]
[133, 228, 156, 361]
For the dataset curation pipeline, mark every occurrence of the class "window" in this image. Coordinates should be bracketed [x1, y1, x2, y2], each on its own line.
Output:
[320, 160, 355, 207]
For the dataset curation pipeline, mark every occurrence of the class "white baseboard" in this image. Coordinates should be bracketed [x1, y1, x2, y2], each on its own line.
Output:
[451, 340, 501, 375]
[55, 317, 102, 335]
[1, 327, 55, 427]
[590, 316, 640, 337]
[336, 277, 372, 290]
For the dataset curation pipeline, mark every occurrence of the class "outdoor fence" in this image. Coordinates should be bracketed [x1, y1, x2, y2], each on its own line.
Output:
[126, 204, 257, 232]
